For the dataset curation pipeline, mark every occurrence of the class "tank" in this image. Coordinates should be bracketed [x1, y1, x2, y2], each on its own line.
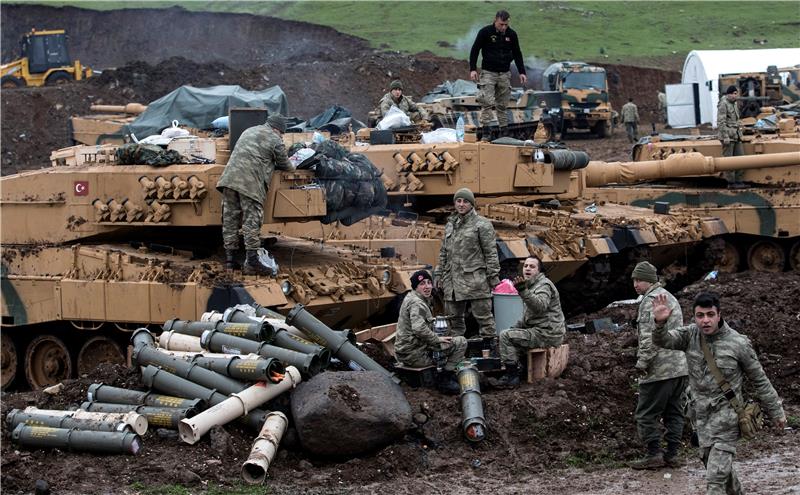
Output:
[0, 133, 417, 390]
[626, 113, 800, 272]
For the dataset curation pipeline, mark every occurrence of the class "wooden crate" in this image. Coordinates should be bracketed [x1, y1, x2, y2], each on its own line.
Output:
[527, 343, 569, 383]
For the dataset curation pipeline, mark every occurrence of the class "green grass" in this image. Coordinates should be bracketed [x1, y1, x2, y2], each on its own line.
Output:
[129, 482, 274, 495]
[18, 1, 800, 66]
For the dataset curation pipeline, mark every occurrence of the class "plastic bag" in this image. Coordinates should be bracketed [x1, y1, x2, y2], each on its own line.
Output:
[212, 116, 229, 130]
[312, 131, 326, 144]
[492, 279, 519, 295]
[376, 105, 412, 130]
[289, 148, 315, 169]
[421, 127, 458, 144]
[161, 120, 190, 139]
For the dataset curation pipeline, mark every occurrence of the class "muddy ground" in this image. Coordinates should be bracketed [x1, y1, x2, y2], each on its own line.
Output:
[1, 4, 679, 175]
[1, 270, 798, 494]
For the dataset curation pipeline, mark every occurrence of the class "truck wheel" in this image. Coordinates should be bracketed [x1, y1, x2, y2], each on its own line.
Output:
[594, 121, 608, 138]
[45, 71, 72, 86]
[1, 76, 24, 89]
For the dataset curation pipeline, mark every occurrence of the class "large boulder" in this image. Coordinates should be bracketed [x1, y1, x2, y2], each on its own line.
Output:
[290, 371, 412, 456]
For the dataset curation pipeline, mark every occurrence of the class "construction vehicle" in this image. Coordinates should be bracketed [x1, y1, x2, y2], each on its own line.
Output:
[4, 121, 799, 390]
[1, 29, 92, 88]
[542, 62, 616, 138]
[719, 65, 800, 117]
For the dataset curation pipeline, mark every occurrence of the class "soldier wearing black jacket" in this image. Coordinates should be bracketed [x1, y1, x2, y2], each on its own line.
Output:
[469, 10, 527, 140]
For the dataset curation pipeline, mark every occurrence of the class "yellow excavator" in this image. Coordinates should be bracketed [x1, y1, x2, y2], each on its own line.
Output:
[1, 29, 92, 88]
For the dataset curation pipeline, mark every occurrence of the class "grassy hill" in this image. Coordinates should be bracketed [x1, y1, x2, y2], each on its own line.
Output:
[17, 1, 800, 68]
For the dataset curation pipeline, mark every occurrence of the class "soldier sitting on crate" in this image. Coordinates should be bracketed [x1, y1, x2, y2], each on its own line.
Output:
[491, 255, 566, 388]
[395, 269, 467, 394]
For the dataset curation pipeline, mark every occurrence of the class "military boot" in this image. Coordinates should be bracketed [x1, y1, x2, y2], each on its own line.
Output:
[663, 442, 684, 468]
[436, 370, 460, 395]
[225, 249, 241, 271]
[480, 133, 491, 143]
[243, 249, 275, 276]
[630, 441, 665, 470]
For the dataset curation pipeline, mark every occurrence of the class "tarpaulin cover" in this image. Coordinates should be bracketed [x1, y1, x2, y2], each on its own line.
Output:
[123, 85, 288, 140]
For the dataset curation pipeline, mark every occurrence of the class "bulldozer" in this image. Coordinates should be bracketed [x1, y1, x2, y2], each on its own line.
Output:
[1, 29, 92, 88]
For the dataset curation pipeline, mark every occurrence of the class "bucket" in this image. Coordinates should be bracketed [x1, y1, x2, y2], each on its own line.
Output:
[492, 292, 524, 333]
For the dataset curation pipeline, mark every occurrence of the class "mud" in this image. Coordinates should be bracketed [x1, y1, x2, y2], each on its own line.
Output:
[1, 270, 798, 494]
[1, 4, 679, 176]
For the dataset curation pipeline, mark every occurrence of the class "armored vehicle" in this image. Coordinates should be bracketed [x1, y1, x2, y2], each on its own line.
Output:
[718, 65, 800, 117]
[543, 62, 616, 138]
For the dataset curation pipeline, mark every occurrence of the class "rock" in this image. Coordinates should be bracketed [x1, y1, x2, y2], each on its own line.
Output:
[177, 470, 201, 485]
[209, 426, 234, 456]
[412, 413, 428, 425]
[291, 371, 412, 457]
[34, 479, 50, 495]
[297, 459, 313, 471]
[42, 383, 63, 395]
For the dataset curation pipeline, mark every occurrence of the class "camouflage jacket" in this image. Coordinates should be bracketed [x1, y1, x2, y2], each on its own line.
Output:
[635, 284, 688, 384]
[717, 97, 742, 141]
[434, 209, 500, 302]
[215, 124, 292, 203]
[653, 321, 784, 448]
[620, 102, 639, 123]
[378, 93, 421, 119]
[513, 273, 565, 344]
[395, 290, 440, 361]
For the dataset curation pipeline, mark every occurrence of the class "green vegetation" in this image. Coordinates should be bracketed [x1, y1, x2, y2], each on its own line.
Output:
[787, 415, 800, 429]
[129, 481, 274, 495]
[22, 1, 800, 67]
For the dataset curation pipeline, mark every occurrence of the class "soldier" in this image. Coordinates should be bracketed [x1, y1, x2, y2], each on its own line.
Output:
[718, 85, 744, 184]
[492, 255, 565, 388]
[652, 291, 786, 495]
[215, 114, 293, 275]
[621, 97, 640, 143]
[628, 261, 688, 470]
[469, 10, 527, 141]
[434, 188, 500, 345]
[657, 91, 668, 124]
[376, 80, 424, 123]
[395, 269, 467, 394]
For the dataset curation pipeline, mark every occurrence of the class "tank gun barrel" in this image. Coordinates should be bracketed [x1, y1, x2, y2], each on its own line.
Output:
[584, 151, 800, 187]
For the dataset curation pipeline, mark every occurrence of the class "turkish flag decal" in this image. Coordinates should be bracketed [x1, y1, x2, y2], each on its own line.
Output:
[74, 181, 89, 196]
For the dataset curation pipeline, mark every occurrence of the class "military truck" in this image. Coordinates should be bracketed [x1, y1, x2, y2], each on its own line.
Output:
[542, 61, 616, 138]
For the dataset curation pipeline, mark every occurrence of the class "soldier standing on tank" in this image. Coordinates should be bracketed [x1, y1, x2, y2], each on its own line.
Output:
[469, 10, 527, 141]
[652, 291, 786, 495]
[628, 262, 688, 470]
[216, 114, 293, 275]
[434, 188, 500, 347]
[491, 255, 565, 388]
[395, 269, 467, 394]
[376, 80, 425, 123]
[718, 85, 744, 184]
[621, 97, 640, 143]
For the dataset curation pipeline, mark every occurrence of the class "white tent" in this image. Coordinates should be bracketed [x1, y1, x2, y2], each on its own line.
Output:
[681, 48, 800, 127]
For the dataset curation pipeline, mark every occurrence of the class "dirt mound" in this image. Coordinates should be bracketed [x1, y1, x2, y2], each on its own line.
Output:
[1, 4, 678, 176]
[1, 270, 795, 494]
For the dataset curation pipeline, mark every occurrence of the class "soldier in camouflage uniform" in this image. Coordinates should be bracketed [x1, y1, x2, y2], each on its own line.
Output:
[657, 91, 668, 124]
[395, 270, 467, 394]
[652, 291, 786, 495]
[628, 262, 688, 470]
[717, 85, 744, 183]
[434, 188, 500, 344]
[492, 255, 565, 388]
[469, 10, 527, 140]
[621, 97, 640, 143]
[377, 80, 425, 123]
[215, 114, 293, 275]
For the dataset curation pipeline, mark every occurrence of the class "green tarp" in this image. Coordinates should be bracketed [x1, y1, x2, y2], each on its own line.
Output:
[123, 85, 288, 140]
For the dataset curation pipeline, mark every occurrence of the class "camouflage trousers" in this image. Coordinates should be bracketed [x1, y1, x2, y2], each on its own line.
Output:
[702, 443, 743, 495]
[221, 187, 264, 251]
[498, 327, 563, 364]
[477, 70, 511, 127]
[445, 298, 495, 338]
[635, 375, 687, 446]
[624, 122, 638, 143]
[398, 336, 468, 371]
[721, 141, 744, 183]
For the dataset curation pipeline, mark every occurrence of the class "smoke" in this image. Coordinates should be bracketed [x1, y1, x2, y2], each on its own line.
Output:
[454, 23, 483, 53]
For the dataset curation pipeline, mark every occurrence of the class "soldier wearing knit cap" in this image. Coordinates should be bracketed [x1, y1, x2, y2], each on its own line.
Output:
[395, 269, 467, 394]
[434, 188, 500, 346]
[629, 260, 688, 470]
[377, 79, 425, 123]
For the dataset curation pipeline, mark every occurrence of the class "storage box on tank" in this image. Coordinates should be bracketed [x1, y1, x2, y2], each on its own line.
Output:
[167, 137, 217, 162]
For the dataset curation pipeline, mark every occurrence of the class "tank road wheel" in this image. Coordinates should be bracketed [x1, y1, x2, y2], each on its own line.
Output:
[77, 336, 125, 376]
[24, 335, 72, 389]
[1, 336, 18, 390]
[747, 241, 785, 272]
[716, 240, 740, 273]
[789, 241, 800, 272]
